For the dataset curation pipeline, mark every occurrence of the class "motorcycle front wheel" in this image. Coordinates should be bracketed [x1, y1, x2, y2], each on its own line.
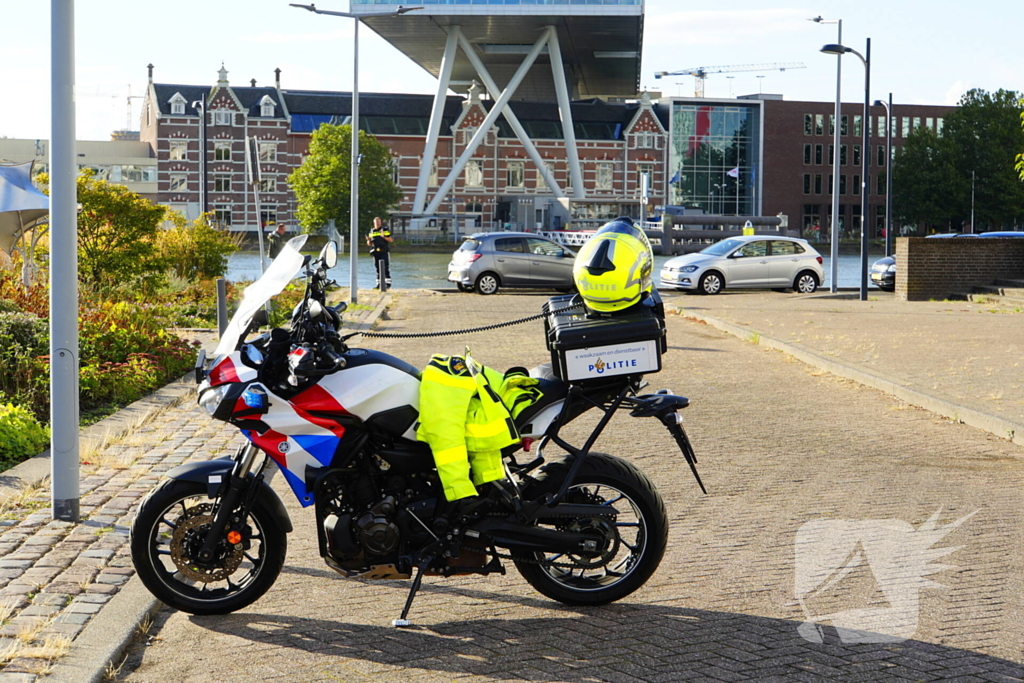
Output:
[130, 479, 287, 615]
[514, 453, 668, 606]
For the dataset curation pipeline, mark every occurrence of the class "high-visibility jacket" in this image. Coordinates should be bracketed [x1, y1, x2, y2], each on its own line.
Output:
[416, 354, 539, 502]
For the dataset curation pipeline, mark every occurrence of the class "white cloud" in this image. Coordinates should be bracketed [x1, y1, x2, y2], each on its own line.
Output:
[943, 81, 971, 105]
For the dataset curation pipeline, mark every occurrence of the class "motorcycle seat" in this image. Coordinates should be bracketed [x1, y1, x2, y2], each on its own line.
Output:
[513, 364, 568, 433]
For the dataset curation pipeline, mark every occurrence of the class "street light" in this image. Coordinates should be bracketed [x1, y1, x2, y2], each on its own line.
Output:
[873, 94, 893, 255]
[190, 100, 208, 216]
[810, 16, 842, 293]
[290, 3, 422, 303]
[821, 38, 870, 301]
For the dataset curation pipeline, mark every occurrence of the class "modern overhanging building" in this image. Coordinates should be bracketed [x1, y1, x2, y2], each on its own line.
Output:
[353, 0, 645, 217]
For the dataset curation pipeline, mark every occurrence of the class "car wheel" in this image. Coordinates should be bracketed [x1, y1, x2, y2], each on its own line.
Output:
[698, 272, 723, 295]
[475, 272, 500, 295]
[794, 271, 819, 294]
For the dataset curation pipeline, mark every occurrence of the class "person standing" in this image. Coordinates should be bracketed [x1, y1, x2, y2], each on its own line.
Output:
[266, 223, 288, 260]
[366, 216, 393, 289]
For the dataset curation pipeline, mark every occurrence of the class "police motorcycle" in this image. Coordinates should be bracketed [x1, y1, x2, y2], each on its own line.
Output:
[129, 220, 704, 625]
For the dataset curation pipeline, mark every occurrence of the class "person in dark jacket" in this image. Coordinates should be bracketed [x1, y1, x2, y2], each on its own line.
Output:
[266, 223, 287, 259]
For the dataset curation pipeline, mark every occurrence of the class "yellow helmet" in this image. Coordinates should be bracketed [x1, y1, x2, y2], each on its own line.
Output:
[573, 218, 654, 313]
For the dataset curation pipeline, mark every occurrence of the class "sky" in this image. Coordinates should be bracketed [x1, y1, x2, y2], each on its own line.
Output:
[1, 0, 1021, 142]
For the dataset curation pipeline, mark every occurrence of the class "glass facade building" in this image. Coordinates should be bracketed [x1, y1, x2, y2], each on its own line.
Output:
[668, 101, 761, 216]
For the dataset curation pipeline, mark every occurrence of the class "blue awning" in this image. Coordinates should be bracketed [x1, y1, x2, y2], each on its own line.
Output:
[0, 162, 49, 255]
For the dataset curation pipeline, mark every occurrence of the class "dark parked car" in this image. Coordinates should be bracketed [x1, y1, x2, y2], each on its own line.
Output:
[447, 232, 576, 295]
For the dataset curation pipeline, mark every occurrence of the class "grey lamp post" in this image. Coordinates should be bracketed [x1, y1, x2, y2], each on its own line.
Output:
[822, 39, 870, 301]
[290, 3, 422, 303]
[190, 99, 208, 216]
[810, 16, 842, 292]
[873, 94, 893, 255]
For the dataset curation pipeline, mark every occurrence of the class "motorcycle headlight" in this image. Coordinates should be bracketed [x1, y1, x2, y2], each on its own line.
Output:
[198, 384, 233, 416]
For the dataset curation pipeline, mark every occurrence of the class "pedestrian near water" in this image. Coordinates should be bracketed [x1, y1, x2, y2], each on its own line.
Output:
[366, 217, 393, 289]
[266, 223, 288, 259]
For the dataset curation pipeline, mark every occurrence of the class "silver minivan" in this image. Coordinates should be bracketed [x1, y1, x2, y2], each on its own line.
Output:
[447, 232, 576, 295]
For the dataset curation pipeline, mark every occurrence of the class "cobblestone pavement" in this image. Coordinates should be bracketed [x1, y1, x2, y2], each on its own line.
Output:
[0, 293, 387, 681]
[112, 290, 1024, 682]
[674, 289, 1024, 428]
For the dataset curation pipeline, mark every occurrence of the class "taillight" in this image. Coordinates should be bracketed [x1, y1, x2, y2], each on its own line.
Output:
[816, 256, 823, 264]
[467, 253, 482, 262]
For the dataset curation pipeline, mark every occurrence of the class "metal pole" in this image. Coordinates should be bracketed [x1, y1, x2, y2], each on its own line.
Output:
[830, 20, 842, 293]
[198, 103, 208, 215]
[640, 171, 648, 224]
[50, 0, 79, 522]
[216, 278, 229, 336]
[859, 38, 870, 301]
[350, 18, 360, 303]
[413, 26, 459, 215]
[547, 27, 584, 199]
[970, 170, 975, 233]
[247, 137, 266, 273]
[884, 92, 893, 254]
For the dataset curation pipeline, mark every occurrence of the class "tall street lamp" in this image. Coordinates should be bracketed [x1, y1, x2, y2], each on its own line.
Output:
[821, 39, 870, 301]
[810, 16, 842, 292]
[190, 99, 208, 216]
[290, 3, 422, 303]
[873, 94, 893, 255]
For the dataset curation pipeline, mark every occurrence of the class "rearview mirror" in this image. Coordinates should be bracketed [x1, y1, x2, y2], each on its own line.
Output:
[320, 241, 338, 269]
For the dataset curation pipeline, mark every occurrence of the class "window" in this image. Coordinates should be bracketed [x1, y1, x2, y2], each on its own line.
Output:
[815, 114, 824, 135]
[214, 174, 231, 192]
[814, 145, 823, 165]
[527, 238, 563, 257]
[494, 237, 524, 253]
[852, 174, 861, 195]
[535, 161, 554, 187]
[840, 145, 848, 166]
[213, 110, 232, 126]
[892, 116, 898, 137]
[901, 117, 910, 137]
[736, 241, 767, 258]
[635, 132, 655, 148]
[213, 206, 232, 226]
[507, 161, 525, 188]
[803, 144, 812, 165]
[841, 115, 849, 136]
[596, 163, 613, 191]
[169, 141, 187, 161]
[828, 175, 834, 195]
[391, 159, 399, 185]
[877, 116, 886, 138]
[828, 145, 834, 165]
[465, 160, 483, 187]
[637, 163, 653, 193]
[171, 101, 185, 115]
[214, 142, 231, 161]
[260, 97, 276, 118]
[853, 145, 861, 166]
[814, 174, 822, 194]
[877, 175, 886, 195]
[804, 114, 813, 135]
[260, 177, 276, 193]
[146, 104, 151, 127]
[936, 118, 944, 136]
[853, 115, 862, 137]
[877, 145, 887, 166]
[803, 174, 811, 195]
[428, 158, 439, 187]
[260, 208, 277, 227]
[839, 175, 847, 195]
[852, 206, 861, 230]
[169, 174, 187, 192]
[925, 117, 934, 131]
[771, 240, 798, 256]
[829, 115, 835, 136]
[913, 116, 922, 130]
[259, 143, 277, 163]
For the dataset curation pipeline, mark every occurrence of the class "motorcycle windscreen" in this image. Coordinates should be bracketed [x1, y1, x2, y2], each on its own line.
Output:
[215, 234, 308, 357]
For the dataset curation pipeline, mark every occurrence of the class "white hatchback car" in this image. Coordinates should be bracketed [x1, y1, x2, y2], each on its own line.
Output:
[660, 235, 824, 295]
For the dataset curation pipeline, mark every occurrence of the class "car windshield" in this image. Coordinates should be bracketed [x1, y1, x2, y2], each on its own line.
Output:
[699, 238, 745, 257]
[214, 234, 308, 357]
[459, 239, 480, 252]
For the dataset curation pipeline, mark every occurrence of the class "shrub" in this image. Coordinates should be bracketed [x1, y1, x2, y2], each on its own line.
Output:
[156, 212, 241, 282]
[0, 312, 50, 416]
[0, 402, 50, 469]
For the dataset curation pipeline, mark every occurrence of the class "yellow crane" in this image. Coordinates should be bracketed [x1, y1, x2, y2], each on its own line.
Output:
[654, 62, 806, 98]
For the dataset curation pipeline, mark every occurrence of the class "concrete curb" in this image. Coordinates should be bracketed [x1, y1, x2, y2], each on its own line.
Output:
[44, 293, 395, 683]
[681, 308, 1024, 448]
[46, 577, 162, 683]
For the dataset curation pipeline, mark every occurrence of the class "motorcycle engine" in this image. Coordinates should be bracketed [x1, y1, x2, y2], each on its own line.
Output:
[325, 494, 400, 561]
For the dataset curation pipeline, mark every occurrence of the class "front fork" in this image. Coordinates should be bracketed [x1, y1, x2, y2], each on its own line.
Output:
[196, 443, 262, 564]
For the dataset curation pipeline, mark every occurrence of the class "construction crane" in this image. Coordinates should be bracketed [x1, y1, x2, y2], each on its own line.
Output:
[654, 62, 806, 98]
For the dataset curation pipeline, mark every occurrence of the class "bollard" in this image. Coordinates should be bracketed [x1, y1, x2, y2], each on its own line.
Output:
[216, 278, 229, 336]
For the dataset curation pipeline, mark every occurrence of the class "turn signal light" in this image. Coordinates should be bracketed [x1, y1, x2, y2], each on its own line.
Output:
[227, 530, 242, 544]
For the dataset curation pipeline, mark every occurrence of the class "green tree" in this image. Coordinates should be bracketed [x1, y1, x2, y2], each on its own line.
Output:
[156, 211, 240, 282]
[894, 89, 1024, 229]
[289, 124, 403, 235]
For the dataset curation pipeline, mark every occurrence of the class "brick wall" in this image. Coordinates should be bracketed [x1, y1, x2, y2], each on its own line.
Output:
[895, 237, 1024, 301]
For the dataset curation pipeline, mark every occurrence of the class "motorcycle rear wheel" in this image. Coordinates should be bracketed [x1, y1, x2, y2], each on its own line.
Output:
[514, 453, 668, 606]
[130, 479, 287, 615]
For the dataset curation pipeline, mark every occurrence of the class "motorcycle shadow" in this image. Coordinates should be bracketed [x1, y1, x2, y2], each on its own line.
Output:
[184, 585, 1024, 681]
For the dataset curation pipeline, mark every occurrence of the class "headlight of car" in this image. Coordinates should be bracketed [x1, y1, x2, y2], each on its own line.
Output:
[680, 265, 699, 273]
[887, 264, 897, 272]
[198, 384, 233, 416]
[663, 266, 676, 273]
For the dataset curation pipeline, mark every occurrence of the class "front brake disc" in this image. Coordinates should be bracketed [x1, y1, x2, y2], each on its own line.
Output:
[169, 503, 244, 582]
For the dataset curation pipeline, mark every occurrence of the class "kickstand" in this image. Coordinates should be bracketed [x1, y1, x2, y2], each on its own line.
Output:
[392, 560, 429, 628]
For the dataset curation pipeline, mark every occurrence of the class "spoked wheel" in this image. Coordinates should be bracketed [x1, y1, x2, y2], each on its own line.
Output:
[794, 271, 819, 294]
[514, 453, 668, 605]
[130, 480, 286, 615]
[475, 272, 500, 295]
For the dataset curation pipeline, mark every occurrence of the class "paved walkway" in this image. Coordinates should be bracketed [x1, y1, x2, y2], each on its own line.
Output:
[104, 290, 1024, 682]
